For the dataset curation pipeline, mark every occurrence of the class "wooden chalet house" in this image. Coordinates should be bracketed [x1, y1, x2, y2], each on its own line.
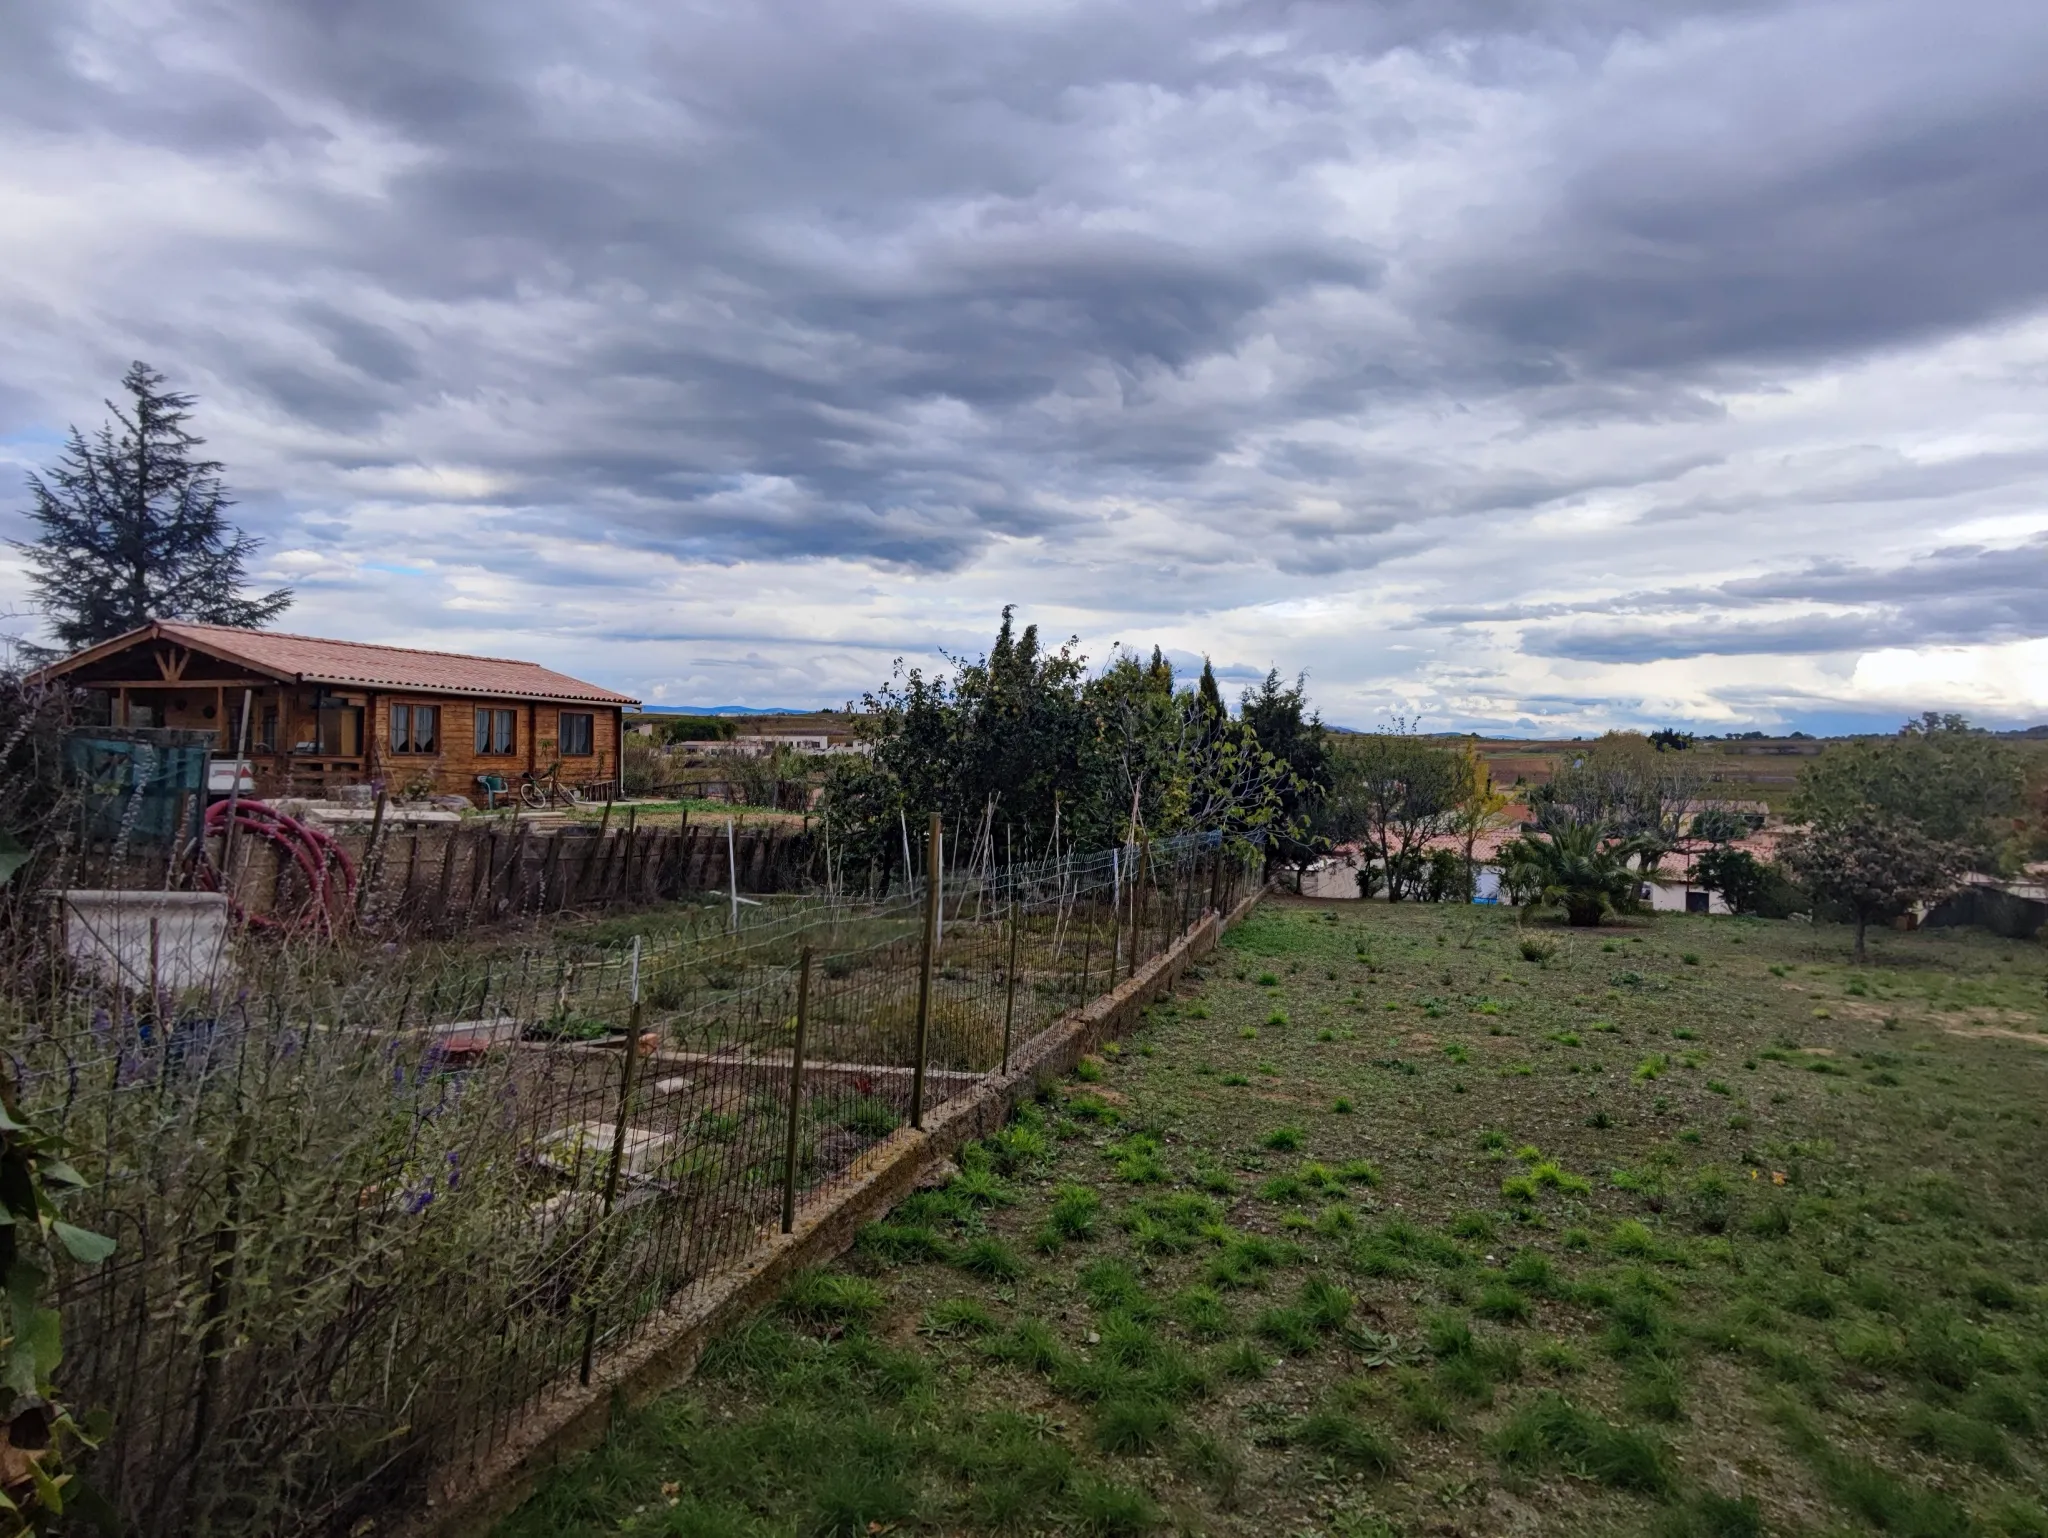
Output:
[30, 621, 639, 803]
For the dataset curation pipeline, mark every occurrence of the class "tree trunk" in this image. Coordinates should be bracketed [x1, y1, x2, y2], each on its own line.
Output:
[1567, 898, 1605, 927]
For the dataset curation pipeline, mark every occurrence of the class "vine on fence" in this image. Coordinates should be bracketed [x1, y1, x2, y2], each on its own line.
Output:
[0, 1074, 114, 1535]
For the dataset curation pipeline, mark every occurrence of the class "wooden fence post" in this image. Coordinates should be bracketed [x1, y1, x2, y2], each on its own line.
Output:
[911, 812, 941, 1130]
[434, 829, 459, 927]
[354, 788, 388, 921]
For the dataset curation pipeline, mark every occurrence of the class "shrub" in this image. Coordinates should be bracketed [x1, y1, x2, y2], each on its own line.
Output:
[1046, 1183, 1102, 1241]
[951, 1167, 1019, 1208]
[1969, 1381, 2041, 1435]
[1623, 1359, 1687, 1422]
[809, 1464, 917, 1536]
[983, 1318, 1064, 1372]
[1111, 1135, 1169, 1184]
[1204, 1234, 1292, 1290]
[1967, 1271, 2022, 1311]
[984, 1124, 1051, 1173]
[1686, 1169, 1735, 1234]
[1300, 1277, 1355, 1330]
[924, 1298, 1000, 1337]
[1426, 1312, 1475, 1359]
[955, 1237, 1026, 1281]
[1080, 1259, 1156, 1318]
[1604, 1291, 1675, 1361]
[1608, 1220, 1662, 1259]
[1832, 1320, 1904, 1373]
[1093, 1395, 1176, 1455]
[1492, 1393, 1670, 1495]
[1747, 1203, 1793, 1239]
[1172, 1287, 1233, 1340]
[1906, 1309, 1986, 1393]
[1505, 1252, 1558, 1295]
[780, 1269, 888, 1326]
[1783, 1274, 1837, 1320]
[1254, 1307, 1321, 1355]
[1261, 1126, 1304, 1152]
[1069, 1475, 1161, 1535]
[858, 1222, 951, 1265]
[1293, 1411, 1399, 1475]
[1217, 1339, 1268, 1380]
[1653, 1492, 1765, 1538]
[1475, 1284, 1531, 1324]
[1904, 1406, 2014, 1472]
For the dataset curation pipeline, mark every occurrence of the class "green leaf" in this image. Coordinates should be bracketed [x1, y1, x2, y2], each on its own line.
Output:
[51, 1224, 115, 1267]
[4, 1260, 57, 1397]
[36, 1161, 87, 1190]
[66, 1477, 122, 1536]
[28, 1454, 63, 1515]
[0, 830, 27, 888]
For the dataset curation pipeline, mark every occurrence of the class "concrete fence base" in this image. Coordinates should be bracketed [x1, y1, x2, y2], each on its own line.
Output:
[402, 884, 1265, 1538]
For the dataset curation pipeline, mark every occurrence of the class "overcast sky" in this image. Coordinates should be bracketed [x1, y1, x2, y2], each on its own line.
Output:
[3, 0, 2045, 733]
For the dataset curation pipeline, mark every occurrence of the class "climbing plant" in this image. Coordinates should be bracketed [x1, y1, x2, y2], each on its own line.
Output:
[0, 1076, 114, 1534]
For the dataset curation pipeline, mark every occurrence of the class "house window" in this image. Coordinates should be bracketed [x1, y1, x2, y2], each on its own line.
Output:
[475, 707, 517, 756]
[391, 704, 441, 755]
[559, 711, 595, 757]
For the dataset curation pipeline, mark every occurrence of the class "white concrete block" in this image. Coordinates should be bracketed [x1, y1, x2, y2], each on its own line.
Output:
[54, 890, 231, 994]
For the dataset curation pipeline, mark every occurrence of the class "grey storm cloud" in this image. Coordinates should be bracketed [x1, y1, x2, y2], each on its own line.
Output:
[2, 0, 2047, 722]
[1491, 538, 2048, 661]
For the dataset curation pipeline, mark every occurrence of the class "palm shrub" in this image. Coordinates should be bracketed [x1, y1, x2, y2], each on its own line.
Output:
[1499, 824, 1641, 927]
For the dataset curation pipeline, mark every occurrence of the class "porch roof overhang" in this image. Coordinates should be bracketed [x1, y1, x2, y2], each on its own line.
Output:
[28, 621, 641, 709]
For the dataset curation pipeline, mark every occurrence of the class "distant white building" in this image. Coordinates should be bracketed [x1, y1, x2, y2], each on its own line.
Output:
[691, 733, 865, 757]
[1639, 877, 1731, 915]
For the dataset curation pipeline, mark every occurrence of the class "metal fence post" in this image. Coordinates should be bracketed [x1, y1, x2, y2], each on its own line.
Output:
[781, 946, 812, 1234]
[580, 935, 643, 1386]
[1000, 897, 1021, 1075]
[911, 812, 940, 1130]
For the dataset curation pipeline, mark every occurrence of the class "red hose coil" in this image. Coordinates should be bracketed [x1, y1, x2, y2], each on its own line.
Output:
[195, 799, 359, 936]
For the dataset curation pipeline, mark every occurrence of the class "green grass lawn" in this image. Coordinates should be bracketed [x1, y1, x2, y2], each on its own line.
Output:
[500, 898, 2048, 1537]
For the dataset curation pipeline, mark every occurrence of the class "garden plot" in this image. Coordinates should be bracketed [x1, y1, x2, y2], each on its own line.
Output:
[503, 898, 2048, 1538]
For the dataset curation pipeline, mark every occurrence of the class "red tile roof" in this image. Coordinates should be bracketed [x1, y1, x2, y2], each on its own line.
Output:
[34, 621, 640, 706]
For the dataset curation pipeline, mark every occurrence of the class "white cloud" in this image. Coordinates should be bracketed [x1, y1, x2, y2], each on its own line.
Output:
[0, 0, 2044, 727]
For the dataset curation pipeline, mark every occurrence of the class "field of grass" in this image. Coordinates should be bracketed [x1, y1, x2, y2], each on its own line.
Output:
[500, 898, 2048, 1537]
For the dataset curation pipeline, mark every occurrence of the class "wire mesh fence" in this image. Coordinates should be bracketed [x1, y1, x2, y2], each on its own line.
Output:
[15, 822, 1260, 1537]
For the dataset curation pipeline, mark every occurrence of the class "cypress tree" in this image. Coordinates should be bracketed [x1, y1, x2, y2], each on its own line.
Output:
[15, 362, 292, 652]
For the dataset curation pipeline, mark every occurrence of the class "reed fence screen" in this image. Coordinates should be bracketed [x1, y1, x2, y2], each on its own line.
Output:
[20, 825, 1259, 1537]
